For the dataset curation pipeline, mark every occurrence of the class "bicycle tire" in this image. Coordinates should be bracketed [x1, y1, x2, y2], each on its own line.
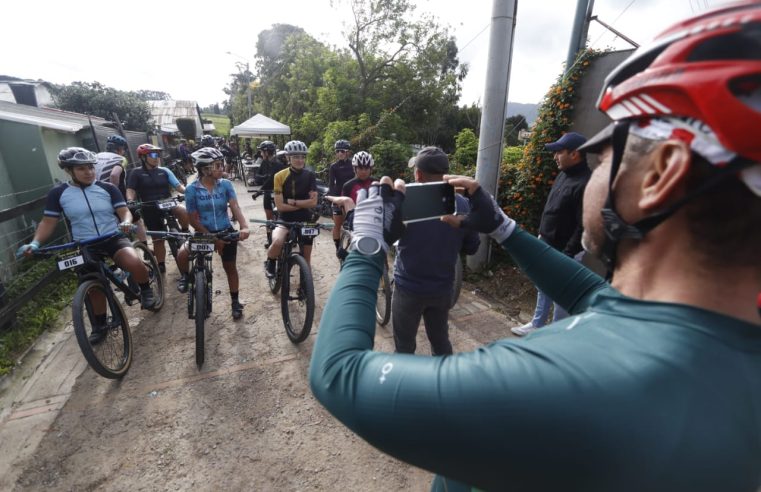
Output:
[281, 254, 315, 344]
[194, 270, 206, 367]
[450, 255, 463, 309]
[376, 262, 392, 326]
[72, 279, 132, 379]
[132, 241, 164, 311]
[166, 224, 180, 260]
[339, 228, 352, 268]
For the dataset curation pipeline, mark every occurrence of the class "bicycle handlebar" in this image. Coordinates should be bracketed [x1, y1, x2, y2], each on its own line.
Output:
[147, 230, 241, 242]
[249, 219, 333, 229]
[127, 195, 185, 208]
[34, 232, 122, 253]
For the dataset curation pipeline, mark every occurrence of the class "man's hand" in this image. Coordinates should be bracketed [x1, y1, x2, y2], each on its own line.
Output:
[352, 176, 406, 252]
[238, 229, 250, 241]
[441, 175, 516, 243]
[119, 221, 134, 234]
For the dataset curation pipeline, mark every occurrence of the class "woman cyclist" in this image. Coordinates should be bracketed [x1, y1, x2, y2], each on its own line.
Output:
[176, 147, 250, 320]
[18, 147, 156, 342]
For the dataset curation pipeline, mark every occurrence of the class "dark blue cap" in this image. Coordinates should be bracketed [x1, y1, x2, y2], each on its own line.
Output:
[545, 132, 587, 152]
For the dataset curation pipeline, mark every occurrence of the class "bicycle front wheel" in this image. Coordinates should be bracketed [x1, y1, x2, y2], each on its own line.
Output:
[133, 241, 164, 311]
[376, 262, 392, 326]
[281, 254, 315, 344]
[72, 280, 132, 379]
[339, 228, 352, 268]
[194, 270, 207, 367]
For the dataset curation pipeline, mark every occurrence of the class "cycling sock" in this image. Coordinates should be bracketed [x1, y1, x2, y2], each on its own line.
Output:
[230, 291, 239, 303]
[138, 282, 151, 291]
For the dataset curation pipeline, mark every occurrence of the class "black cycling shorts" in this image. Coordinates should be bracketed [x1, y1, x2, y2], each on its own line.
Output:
[262, 191, 274, 211]
[90, 236, 134, 259]
[191, 228, 238, 262]
[141, 206, 167, 234]
[128, 203, 142, 222]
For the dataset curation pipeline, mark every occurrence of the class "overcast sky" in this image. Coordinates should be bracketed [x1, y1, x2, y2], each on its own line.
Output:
[2, 0, 733, 108]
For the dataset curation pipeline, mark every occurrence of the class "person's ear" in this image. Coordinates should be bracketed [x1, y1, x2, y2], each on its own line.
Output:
[639, 140, 692, 212]
[414, 168, 422, 183]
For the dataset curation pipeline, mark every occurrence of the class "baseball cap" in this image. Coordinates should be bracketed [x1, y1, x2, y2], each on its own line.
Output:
[410, 146, 450, 174]
[545, 132, 588, 152]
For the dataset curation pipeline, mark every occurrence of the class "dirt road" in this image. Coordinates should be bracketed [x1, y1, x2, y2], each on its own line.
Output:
[1, 180, 518, 491]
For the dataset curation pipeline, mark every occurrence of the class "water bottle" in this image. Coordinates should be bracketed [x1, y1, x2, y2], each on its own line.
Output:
[113, 267, 130, 284]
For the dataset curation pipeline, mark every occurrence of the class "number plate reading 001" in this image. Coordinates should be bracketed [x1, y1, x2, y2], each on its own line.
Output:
[301, 227, 319, 237]
[57, 254, 84, 271]
[158, 199, 177, 210]
[190, 241, 214, 252]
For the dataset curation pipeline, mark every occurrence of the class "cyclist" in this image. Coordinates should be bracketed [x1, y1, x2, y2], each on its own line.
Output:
[176, 147, 250, 319]
[275, 149, 288, 167]
[327, 139, 354, 257]
[126, 143, 189, 274]
[325, 151, 376, 260]
[265, 140, 317, 277]
[310, 3, 761, 490]
[200, 134, 216, 149]
[254, 141, 285, 241]
[18, 147, 156, 341]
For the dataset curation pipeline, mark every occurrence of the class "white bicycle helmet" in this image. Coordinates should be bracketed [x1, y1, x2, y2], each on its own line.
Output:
[191, 147, 225, 168]
[352, 151, 374, 168]
[284, 140, 308, 156]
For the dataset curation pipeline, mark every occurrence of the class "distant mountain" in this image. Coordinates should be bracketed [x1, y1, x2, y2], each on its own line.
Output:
[506, 102, 539, 125]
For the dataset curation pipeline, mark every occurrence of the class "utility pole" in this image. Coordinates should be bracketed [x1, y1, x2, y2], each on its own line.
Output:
[565, 0, 595, 73]
[468, 0, 518, 271]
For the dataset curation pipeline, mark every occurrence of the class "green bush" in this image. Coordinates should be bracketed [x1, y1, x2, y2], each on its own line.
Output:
[451, 128, 478, 176]
[368, 140, 413, 180]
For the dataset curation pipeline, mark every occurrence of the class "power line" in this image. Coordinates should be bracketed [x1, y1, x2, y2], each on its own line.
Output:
[459, 23, 491, 53]
[590, 0, 639, 49]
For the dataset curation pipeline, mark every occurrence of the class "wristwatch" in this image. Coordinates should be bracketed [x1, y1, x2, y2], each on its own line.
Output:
[350, 236, 382, 256]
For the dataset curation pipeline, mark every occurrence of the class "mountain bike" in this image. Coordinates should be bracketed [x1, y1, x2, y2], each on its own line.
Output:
[33, 232, 164, 378]
[338, 224, 392, 326]
[154, 230, 239, 367]
[250, 218, 332, 343]
[251, 189, 278, 248]
[137, 195, 185, 261]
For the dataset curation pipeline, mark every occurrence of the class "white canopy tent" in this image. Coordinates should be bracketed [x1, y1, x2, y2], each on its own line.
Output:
[230, 113, 290, 137]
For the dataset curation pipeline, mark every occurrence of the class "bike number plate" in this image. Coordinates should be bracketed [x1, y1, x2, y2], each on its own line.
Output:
[158, 199, 177, 210]
[190, 242, 214, 252]
[301, 227, 319, 237]
[57, 254, 84, 271]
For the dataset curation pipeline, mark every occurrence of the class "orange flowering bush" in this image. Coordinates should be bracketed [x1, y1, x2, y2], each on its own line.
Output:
[498, 48, 605, 233]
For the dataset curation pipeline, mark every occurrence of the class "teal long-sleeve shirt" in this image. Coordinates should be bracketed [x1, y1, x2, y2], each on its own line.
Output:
[309, 228, 761, 492]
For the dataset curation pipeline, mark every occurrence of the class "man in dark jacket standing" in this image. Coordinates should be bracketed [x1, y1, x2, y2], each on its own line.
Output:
[512, 132, 591, 336]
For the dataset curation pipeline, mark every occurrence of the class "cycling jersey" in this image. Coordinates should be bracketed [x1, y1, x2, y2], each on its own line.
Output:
[126, 166, 180, 204]
[328, 159, 354, 196]
[310, 228, 761, 492]
[258, 158, 286, 191]
[273, 167, 316, 222]
[341, 176, 374, 204]
[94, 152, 128, 195]
[44, 182, 126, 240]
[185, 179, 236, 233]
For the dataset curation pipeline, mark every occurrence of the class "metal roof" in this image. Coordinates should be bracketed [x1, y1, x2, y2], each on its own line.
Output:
[0, 100, 113, 133]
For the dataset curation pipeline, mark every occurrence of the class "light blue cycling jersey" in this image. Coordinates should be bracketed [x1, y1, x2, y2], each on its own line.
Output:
[44, 182, 126, 240]
[185, 178, 236, 232]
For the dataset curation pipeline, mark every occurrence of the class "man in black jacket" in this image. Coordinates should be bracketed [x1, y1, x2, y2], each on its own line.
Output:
[512, 132, 591, 336]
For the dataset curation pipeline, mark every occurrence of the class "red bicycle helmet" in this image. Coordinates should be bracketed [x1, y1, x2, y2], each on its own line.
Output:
[591, 1, 761, 163]
[136, 143, 162, 156]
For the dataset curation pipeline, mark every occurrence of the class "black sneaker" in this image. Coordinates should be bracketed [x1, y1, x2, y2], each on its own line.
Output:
[177, 274, 189, 293]
[231, 301, 244, 320]
[140, 288, 156, 309]
[158, 262, 166, 273]
[265, 259, 277, 278]
[88, 326, 107, 345]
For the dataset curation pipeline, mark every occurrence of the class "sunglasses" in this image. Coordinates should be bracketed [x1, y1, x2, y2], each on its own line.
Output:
[148, 152, 161, 158]
[336, 149, 348, 153]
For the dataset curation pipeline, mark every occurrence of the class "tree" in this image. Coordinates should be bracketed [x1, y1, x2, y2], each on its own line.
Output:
[51, 81, 153, 131]
[504, 114, 529, 147]
[133, 89, 172, 102]
[368, 140, 412, 180]
[452, 128, 478, 175]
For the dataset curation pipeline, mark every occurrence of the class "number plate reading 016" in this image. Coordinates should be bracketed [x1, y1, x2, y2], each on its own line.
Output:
[301, 226, 319, 237]
[158, 199, 177, 210]
[190, 240, 214, 252]
[57, 252, 84, 271]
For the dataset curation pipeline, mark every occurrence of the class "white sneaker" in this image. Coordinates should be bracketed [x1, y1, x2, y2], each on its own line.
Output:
[511, 322, 539, 337]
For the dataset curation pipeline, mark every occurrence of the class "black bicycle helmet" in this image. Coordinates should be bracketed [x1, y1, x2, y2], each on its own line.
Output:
[191, 147, 224, 168]
[58, 147, 97, 169]
[200, 135, 216, 147]
[334, 139, 351, 151]
[106, 135, 128, 151]
[258, 140, 277, 153]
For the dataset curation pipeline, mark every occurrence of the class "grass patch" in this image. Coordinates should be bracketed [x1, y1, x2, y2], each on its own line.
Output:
[203, 113, 232, 137]
[0, 266, 78, 376]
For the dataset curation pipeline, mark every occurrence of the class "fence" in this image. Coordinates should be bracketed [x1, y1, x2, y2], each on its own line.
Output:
[0, 188, 68, 330]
